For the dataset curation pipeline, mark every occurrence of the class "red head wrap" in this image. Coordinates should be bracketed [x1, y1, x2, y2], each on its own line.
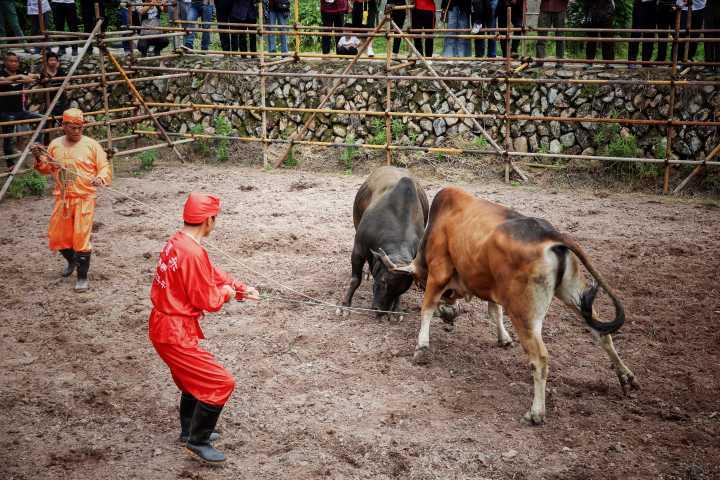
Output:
[183, 192, 221, 224]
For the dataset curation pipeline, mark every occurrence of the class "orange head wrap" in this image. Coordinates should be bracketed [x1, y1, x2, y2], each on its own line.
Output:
[183, 192, 221, 224]
[62, 108, 84, 125]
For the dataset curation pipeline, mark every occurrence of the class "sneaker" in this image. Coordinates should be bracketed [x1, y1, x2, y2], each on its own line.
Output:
[367, 43, 375, 57]
[471, 23, 481, 35]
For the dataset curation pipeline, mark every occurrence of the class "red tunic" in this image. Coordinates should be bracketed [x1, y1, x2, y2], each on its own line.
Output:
[149, 231, 246, 347]
[149, 230, 246, 406]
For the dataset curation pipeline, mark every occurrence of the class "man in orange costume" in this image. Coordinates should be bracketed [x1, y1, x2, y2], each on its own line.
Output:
[149, 192, 259, 465]
[32, 108, 111, 292]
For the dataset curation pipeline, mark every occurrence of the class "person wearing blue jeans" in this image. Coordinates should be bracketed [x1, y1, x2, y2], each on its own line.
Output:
[184, 0, 215, 50]
[472, 0, 497, 57]
[265, 0, 290, 54]
[119, 2, 133, 54]
[442, 0, 471, 57]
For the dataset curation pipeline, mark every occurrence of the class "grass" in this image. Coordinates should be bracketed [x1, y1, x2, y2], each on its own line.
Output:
[214, 116, 233, 162]
[340, 136, 359, 174]
[7, 170, 47, 198]
[138, 150, 157, 171]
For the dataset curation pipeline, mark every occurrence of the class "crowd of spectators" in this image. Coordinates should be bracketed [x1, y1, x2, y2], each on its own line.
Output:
[0, 0, 718, 61]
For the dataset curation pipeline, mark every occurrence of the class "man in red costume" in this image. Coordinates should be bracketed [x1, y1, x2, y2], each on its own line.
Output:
[149, 192, 259, 464]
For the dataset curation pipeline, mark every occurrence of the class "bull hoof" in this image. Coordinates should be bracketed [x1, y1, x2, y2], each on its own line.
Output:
[413, 346, 430, 365]
[442, 323, 455, 333]
[497, 337, 512, 348]
[522, 410, 545, 425]
[335, 306, 350, 317]
[617, 371, 640, 396]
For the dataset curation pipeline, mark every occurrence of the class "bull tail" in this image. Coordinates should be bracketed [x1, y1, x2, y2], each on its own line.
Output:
[558, 236, 625, 336]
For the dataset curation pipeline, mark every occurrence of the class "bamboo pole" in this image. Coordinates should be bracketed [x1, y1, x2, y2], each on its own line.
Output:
[384, 11, 393, 166]
[503, 5, 512, 183]
[95, 3, 114, 166]
[103, 49, 185, 163]
[664, 10, 681, 194]
[0, 19, 104, 202]
[258, 0, 269, 168]
[133, 129, 720, 166]
[293, 0, 300, 60]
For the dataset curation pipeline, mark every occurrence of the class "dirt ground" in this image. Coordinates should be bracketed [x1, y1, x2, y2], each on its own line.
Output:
[1, 159, 719, 480]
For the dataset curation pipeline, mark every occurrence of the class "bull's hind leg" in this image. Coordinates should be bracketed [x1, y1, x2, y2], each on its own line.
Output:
[337, 248, 365, 317]
[488, 302, 512, 347]
[594, 332, 639, 394]
[555, 258, 638, 394]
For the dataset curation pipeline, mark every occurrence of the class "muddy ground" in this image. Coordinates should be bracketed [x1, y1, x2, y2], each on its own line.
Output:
[1, 160, 719, 480]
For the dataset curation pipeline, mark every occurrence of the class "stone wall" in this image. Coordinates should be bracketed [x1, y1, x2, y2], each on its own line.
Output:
[28, 57, 720, 161]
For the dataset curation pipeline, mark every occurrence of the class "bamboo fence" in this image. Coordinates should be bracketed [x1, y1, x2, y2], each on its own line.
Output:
[0, 1, 719, 196]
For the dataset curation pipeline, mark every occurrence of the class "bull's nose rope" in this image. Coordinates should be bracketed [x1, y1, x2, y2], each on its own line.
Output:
[30, 147, 412, 317]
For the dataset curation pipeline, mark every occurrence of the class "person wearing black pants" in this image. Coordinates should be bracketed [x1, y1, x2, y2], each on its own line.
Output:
[628, 0, 655, 65]
[655, 0, 676, 63]
[80, 0, 106, 32]
[51, 0, 79, 55]
[496, 0, 523, 58]
[678, 1, 705, 63]
[411, 0, 435, 58]
[229, 0, 257, 54]
[584, 0, 615, 63]
[215, 0, 233, 51]
[320, 0, 348, 54]
[388, 0, 406, 54]
[352, 0, 378, 56]
[705, 0, 720, 68]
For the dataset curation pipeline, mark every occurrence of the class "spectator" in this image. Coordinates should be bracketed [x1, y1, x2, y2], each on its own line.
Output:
[677, 0, 706, 63]
[387, 0, 406, 55]
[352, 0, 378, 57]
[118, 1, 136, 55]
[27, 0, 52, 54]
[441, 0, 471, 57]
[265, 0, 290, 55]
[584, 0, 615, 64]
[535, 0, 568, 64]
[0, 0, 26, 45]
[0, 52, 41, 169]
[80, 0, 106, 33]
[51, 0, 79, 56]
[497, 0, 523, 58]
[411, 0, 435, 57]
[230, 0, 257, 55]
[215, 0, 232, 50]
[336, 27, 360, 54]
[135, 0, 169, 56]
[705, 0, 719, 68]
[320, 0, 347, 55]
[39, 51, 67, 124]
[628, 0, 656, 67]
[471, 0, 498, 58]
[182, 0, 214, 51]
[655, 0, 675, 63]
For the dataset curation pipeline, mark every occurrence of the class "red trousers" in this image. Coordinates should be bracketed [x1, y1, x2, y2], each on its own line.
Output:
[152, 341, 235, 407]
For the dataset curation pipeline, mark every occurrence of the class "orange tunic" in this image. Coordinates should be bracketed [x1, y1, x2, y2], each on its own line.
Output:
[34, 135, 111, 252]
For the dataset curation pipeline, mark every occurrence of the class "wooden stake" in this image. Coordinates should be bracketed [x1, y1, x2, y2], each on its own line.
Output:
[258, 0, 268, 168]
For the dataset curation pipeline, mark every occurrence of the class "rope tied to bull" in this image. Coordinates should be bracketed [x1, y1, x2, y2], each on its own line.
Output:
[26, 146, 411, 317]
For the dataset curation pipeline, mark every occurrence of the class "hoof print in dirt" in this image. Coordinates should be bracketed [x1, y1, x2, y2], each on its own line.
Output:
[412, 346, 431, 365]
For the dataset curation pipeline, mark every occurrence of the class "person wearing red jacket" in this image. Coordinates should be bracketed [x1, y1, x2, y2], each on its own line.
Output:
[149, 192, 259, 464]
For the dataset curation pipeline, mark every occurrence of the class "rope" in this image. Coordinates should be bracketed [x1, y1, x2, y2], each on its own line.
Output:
[31, 145, 412, 317]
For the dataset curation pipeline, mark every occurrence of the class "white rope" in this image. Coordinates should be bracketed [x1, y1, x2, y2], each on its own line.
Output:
[33, 146, 412, 316]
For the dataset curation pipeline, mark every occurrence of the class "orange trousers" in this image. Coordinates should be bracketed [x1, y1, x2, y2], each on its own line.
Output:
[152, 341, 236, 407]
[48, 196, 95, 252]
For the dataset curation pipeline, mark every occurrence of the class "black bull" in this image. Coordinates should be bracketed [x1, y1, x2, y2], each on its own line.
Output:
[337, 167, 429, 317]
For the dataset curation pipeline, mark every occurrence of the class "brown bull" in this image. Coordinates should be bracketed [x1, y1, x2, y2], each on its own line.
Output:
[384, 187, 639, 424]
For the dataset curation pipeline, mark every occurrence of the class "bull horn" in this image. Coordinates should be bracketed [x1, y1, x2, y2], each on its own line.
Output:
[371, 248, 416, 275]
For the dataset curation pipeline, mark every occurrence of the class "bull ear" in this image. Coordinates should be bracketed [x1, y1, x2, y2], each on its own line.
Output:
[371, 248, 416, 276]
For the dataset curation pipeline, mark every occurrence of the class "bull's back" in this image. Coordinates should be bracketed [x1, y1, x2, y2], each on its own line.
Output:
[353, 166, 427, 228]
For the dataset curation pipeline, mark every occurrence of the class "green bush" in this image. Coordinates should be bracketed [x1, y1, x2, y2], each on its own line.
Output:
[7, 170, 47, 198]
[214, 116, 233, 162]
[138, 150, 156, 171]
[340, 134, 359, 173]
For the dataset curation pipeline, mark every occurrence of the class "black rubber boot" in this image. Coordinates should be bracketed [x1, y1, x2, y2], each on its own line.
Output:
[186, 402, 226, 464]
[75, 252, 91, 292]
[59, 249, 76, 277]
[179, 393, 220, 443]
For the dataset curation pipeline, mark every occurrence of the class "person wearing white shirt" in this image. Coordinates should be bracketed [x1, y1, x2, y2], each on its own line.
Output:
[337, 32, 360, 55]
[27, 0, 51, 53]
[51, 0, 79, 56]
[677, 0, 706, 62]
